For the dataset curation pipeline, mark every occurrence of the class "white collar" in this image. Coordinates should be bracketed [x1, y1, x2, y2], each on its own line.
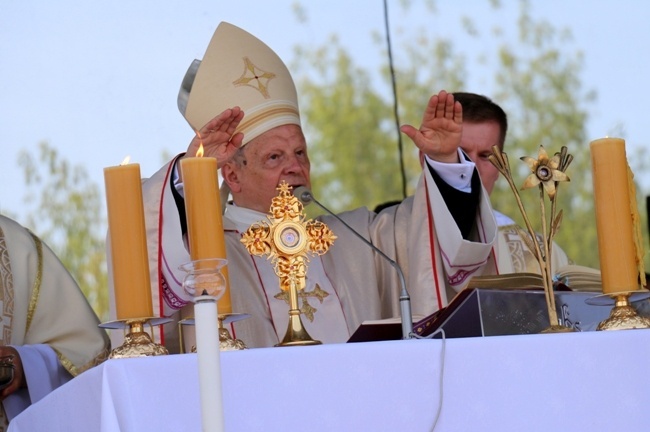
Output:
[493, 210, 516, 227]
[224, 204, 269, 232]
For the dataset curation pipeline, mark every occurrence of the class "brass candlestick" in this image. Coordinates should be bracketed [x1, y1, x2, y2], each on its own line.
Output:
[178, 312, 250, 352]
[241, 181, 337, 346]
[179, 258, 249, 352]
[218, 314, 249, 350]
[100, 317, 171, 358]
[587, 291, 650, 330]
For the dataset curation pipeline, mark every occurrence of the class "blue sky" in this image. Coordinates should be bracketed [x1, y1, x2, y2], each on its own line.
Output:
[1, 0, 649, 227]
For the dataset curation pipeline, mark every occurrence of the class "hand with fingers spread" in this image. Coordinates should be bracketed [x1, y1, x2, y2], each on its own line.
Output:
[183, 106, 245, 169]
[400, 90, 463, 164]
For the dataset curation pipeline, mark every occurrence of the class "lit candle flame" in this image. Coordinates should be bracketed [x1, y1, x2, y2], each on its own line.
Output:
[121, 156, 131, 165]
[194, 130, 206, 158]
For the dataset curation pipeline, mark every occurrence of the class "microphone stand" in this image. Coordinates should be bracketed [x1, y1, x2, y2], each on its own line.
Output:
[295, 187, 414, 340]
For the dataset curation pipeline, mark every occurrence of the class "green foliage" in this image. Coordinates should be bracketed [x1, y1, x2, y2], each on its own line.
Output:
[18, 142, 109, 320]
[293, 37, 408, 211]
[289, 0, 618, 269]
[487, 3, 598, 267]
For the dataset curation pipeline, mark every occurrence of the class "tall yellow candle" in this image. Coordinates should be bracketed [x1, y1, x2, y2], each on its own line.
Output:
[104, 161, 154, 319]
[180, 154, 232, 314]
[590, 137, 639, 294]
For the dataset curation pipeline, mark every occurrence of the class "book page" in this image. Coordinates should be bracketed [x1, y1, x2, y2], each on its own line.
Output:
[466, 265, 602, 292]
[553, 264, 601, 292]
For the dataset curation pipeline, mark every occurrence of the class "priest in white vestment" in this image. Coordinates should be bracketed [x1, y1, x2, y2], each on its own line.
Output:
[0, 215, 110, 429]
[112, 22, 501, 352]
[448, 92, 572, 274]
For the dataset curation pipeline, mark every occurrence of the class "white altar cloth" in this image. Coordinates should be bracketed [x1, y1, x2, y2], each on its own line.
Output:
[8, 329, 650, 431]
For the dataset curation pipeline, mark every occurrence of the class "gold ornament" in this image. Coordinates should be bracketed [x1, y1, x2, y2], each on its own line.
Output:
[489, 145, 573, 331]
[241, 181, 337, 346]
[520, 145, 570, 199]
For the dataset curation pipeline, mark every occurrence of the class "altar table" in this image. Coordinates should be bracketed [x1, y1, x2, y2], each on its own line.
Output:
[8, 329, 650, 431]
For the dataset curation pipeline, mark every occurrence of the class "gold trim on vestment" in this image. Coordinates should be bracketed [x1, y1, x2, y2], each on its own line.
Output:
[0, 226, 13, 345]
[0, 228, 20, 429]
[25, 232, 43, 334]
[52, 346, 110, 378]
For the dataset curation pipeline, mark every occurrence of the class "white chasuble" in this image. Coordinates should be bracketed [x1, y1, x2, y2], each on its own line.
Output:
[376, 167, 498, 318]
[0, 215, 109, 428]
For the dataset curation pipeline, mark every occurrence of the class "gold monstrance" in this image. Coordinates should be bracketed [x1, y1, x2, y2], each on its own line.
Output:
[241, 181, 337, 346]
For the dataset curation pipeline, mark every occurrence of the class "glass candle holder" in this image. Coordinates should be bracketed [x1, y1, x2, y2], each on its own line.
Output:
[180, 258, 228, 299]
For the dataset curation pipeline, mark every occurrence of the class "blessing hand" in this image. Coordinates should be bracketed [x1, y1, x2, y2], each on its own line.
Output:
[184, 107, 245, 168]
[400, 90, 463, 163]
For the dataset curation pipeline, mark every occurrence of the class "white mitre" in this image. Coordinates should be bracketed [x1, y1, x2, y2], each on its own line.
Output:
[177, 21, 301, 145]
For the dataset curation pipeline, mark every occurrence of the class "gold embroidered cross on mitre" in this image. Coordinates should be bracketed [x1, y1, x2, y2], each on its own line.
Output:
[241, 181, 337, 323]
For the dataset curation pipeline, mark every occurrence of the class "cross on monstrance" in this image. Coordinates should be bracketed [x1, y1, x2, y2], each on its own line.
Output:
[241, 181, 337, 346]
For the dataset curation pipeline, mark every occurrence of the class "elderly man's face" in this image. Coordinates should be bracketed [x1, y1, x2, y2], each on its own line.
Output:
[223, 124, 311, 213]
[460, 121, 502, 195]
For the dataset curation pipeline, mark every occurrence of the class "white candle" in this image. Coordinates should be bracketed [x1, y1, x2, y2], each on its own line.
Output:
[194, 294, 225, 432]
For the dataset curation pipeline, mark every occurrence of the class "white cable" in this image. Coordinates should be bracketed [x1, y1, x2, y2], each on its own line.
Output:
[413, 328, 446, 431]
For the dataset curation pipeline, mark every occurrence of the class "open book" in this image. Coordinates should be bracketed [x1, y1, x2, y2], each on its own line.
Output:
[466, 264, 602, 293]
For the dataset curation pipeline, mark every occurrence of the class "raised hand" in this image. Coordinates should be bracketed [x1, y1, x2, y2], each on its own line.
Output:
[400, 90, 463, 163]
[184, 107, 245, 168]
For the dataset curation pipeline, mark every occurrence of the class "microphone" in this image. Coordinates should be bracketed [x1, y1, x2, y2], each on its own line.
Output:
[294, 186, 414, 340]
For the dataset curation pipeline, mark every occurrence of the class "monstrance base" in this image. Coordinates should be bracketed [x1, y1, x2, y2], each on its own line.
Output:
[276, 311, 322, 347]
